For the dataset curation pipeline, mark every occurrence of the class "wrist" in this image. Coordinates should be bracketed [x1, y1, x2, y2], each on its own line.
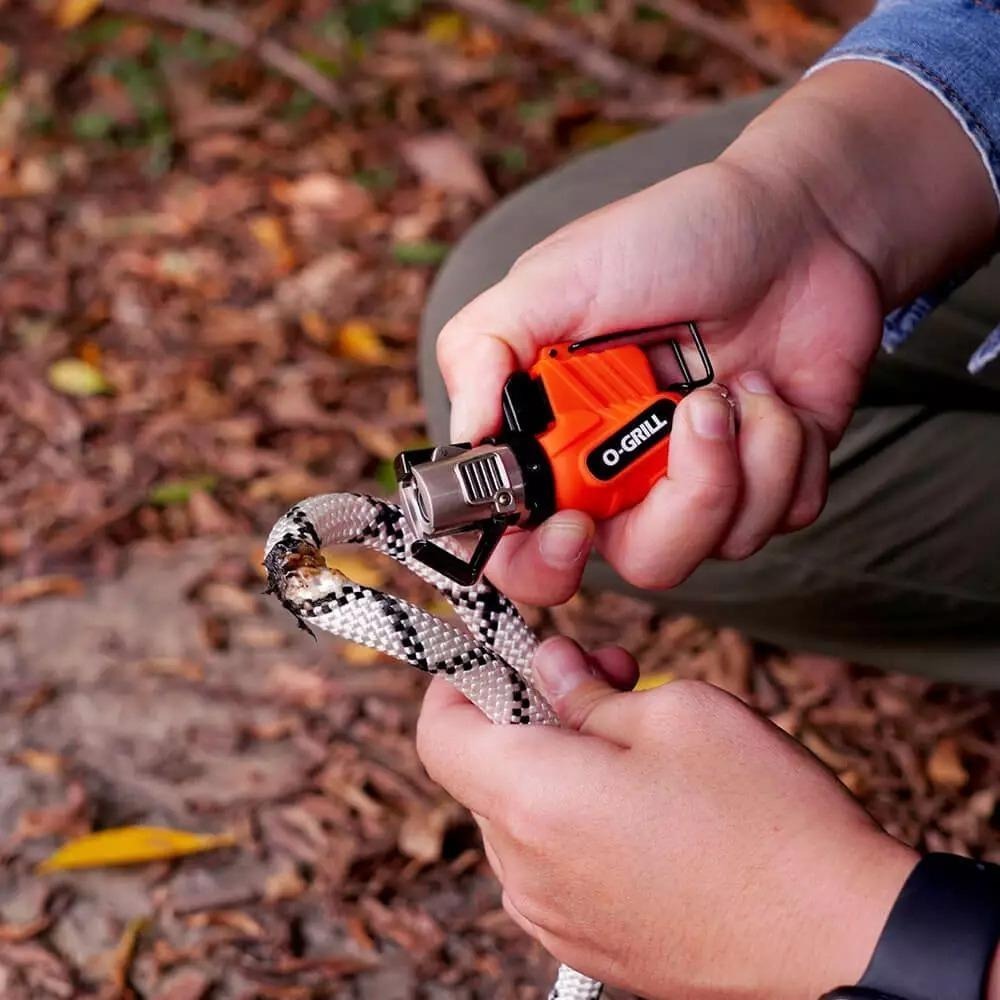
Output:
[721, 61, 998, 309]
[786, 831, 918, 1000]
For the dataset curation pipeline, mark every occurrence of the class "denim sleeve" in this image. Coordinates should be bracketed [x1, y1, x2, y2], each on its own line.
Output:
[806, 0, 1000, 373]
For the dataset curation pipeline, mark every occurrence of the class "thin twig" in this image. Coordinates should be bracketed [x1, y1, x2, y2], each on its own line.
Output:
[446, 0, 667, 96]
[103, 0, 349, 113]
[641, 0, 796, 82]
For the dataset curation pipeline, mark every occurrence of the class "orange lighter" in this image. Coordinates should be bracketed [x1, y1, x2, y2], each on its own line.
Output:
[395, 322, 714, 585]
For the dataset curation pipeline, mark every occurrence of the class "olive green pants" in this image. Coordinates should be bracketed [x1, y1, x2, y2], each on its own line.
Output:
[420, 90, 1000, 686]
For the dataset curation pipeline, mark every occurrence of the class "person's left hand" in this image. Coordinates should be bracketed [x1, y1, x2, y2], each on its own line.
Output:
[417, 638, 917, 1000]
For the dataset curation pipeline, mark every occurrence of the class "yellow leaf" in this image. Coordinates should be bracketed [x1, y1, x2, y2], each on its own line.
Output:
[11, 749, 63, 776]
[423, 597, 454, 619]
[423, 11, 466, 44]
[634, 670, 674, 692]
[47, 358, 111, 397]
[323, 549, 388, 587]
[571, 121, 642, 151]
[342, 642, 382, 666]
[337, 319, 390, 364]
[299, 310, 331, 345]
[107, 916, 147, 991]
[249, 215, 296, 274]
[38, 825, 236, 873]
[55, 0, 103, 29]
[927, 737, 969, 789]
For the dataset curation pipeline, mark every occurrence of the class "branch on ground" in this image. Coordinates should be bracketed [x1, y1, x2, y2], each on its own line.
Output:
[641, 0, 797, 82]
[102, 0, 349, 113]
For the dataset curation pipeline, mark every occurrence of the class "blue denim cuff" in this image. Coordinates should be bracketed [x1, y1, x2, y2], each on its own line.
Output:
[806, 0, 1000, 372]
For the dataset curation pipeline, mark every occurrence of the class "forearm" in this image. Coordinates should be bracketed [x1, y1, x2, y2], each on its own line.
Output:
[721, 61, 998, 310]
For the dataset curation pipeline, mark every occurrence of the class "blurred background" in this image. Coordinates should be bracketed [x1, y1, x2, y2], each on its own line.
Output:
[3, 0, 1000, 997]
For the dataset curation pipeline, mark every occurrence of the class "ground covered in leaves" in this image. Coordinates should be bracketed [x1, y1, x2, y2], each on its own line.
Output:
[2, 1, 999, 998]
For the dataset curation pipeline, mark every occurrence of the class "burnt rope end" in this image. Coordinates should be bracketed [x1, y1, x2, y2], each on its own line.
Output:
[263, 537, 329, 638]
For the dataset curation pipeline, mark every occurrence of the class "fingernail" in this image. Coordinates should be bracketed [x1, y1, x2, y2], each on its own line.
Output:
[538, 516, 593, 568]
[739, 370, 774, 395]
[534, 637, 596, 699]
[689, 391, 733, 440]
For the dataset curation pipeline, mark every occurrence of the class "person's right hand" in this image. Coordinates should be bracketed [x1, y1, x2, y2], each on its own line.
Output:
[436, 61, 997, 606]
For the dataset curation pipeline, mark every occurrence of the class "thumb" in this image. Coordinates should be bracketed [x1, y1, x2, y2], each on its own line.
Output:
[532, 636, 636, 741]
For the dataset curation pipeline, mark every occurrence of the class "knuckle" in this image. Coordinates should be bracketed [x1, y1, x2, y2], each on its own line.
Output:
[503, 790, 543, 846]
[655, 678, 723, 723]
[620, 557, 690, 591]
[557, 689, 604, 732]
[786, 481, 827, 531]
[717, 534, 765, 561]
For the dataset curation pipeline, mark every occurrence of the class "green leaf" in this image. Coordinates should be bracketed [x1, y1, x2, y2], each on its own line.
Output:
[375, 459, 398, 494]
[635, 3, 667, 20]
[301, 50, 343, 78]
[570, 0, 601, 12]
[73, 111, 115, 140]
[148, 475, 218, 506]
[392, 240, 450, 266]
[498, 145, 528, 172]
[26, 107, 55, 135]
[282, 90, 316, 120]
[72, 15, 126, 46]
[179, 29, 236, 63]
[345, 0, 423, 38]
[353, 166, 397, 191]
[517, 99, 553, 123]
[47, 359, 111, 397]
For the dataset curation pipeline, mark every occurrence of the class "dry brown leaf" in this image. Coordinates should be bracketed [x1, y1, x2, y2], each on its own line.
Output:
[249, 215, 296, 275]
[745, 0, 839, 61]
[264, 865, 308, 902]
[132, 657, 204, 681]
[927, 737, 969, 789]
[14, 782, 88, 844]
[401, 133, 492, 202]
[398, 804, 456, 864]
[273, 173, 373, 222]
[1, 575, 84, 605]
[265, 663, 331, 710]
[105, 916, 147, 993]
[10, 749, 64, 776]
[150, 967, 212, 1000]
[298, 310, 331, 345]
[0, 912, 54, 943]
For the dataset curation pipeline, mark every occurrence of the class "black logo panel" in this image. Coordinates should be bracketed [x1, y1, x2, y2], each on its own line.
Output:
[586, 400, 676, 482]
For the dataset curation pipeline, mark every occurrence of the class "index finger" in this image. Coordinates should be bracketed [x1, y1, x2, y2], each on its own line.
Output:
[416, 677, 620, 818]
[416, 678, 534, 817]
[436, 271, 587, 442]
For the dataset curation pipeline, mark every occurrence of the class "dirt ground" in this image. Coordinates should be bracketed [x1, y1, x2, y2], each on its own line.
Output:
[2, 1, 999, 998]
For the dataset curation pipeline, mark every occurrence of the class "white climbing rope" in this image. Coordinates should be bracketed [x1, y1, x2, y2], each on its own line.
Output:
[264, 492, 603, 1000]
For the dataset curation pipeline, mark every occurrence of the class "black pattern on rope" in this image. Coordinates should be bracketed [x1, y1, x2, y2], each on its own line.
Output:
[346, 495, 408, 560]
[373, 590, 430, 671]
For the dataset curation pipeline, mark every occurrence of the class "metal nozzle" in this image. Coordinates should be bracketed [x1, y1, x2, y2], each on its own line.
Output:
[397, 443, 528, 539]
[394, 443, 529, 586]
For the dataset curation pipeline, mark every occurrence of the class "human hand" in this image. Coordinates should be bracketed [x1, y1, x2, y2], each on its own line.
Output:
[436, 62, 997, 605]
[417, 638, 917, 999]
